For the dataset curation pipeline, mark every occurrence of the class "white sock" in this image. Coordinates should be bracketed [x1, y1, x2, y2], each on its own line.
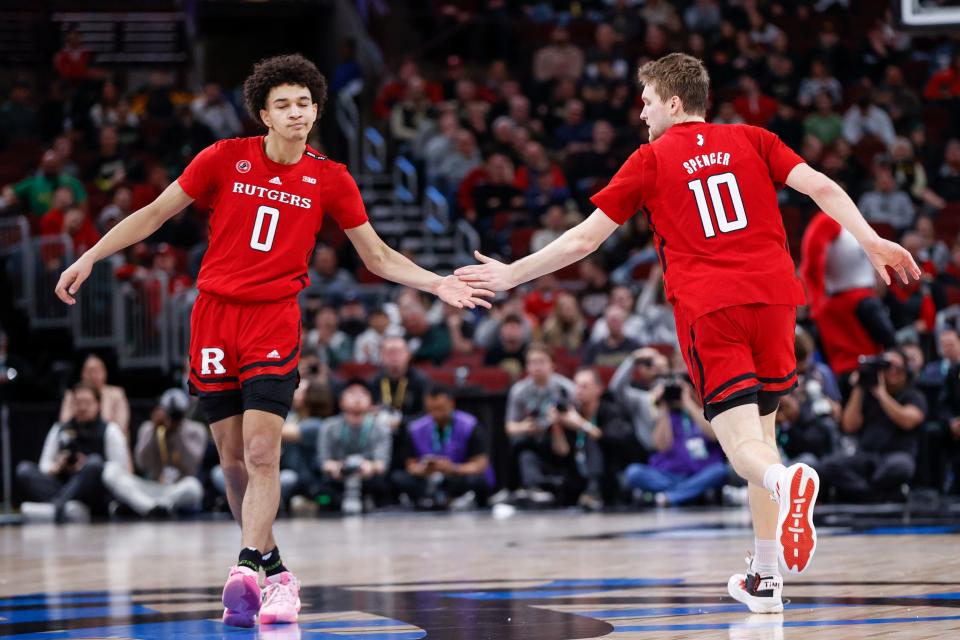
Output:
[754, 537, 780, 577]
[762, 463, 786, 498]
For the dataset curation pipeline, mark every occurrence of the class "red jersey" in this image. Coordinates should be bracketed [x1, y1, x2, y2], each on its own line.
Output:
[591, 122, 806, 322]
[177, 136, 368, 303]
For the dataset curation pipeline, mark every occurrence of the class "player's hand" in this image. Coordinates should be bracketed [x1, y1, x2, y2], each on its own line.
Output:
[435, 274, 494, 310]
[55, 254, 95, 305]
[863, 237, 922, 286]
[454, 251, 517, 292]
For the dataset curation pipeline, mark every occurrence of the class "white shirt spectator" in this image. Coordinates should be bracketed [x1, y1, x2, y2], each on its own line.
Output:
[843, 103, 896, 147]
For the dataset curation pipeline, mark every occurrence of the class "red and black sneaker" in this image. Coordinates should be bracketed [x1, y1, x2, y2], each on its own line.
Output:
[727, 554, 783, 613]
[775, 463, 820, 575]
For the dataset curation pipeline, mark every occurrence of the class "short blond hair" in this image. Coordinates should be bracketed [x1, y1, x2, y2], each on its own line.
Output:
[638, 53, 710, 117]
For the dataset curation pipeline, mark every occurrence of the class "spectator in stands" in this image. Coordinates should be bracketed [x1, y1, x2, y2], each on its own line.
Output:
[317, 383, 392, 513]
[390, 76, 434, 150]
[915, 216, 950, 272]
[371, 336, 430, 430]
[843, 94, 896, 147]
[302, 245, 356, 303]
[565, 120, 619, 206]
[17, 383, 130, 523]
[504, 344, 575, 505]
[891, 138, 946, 212]
[53, 29, 96, 82]
[875, 65, 922, 128]
[191, 82, 242, 140]
[443, 303, 476, 357]
[530, 205, 567, 253]
[798, 59, 842, 108]
[42, 205, 101, 257]
[532, 26, 584, 84]
[392, 386, 490, 509]
[484, 313, 529, 377]
[97, 186, 133, 232]
[610, 347, 667, 452]
[641, 0, 679, 31]
[804, 92, 844, 146]
[436, 129, 481, 194]
[169, 105, 217, 164]
[919, 323, 960, 388]
[634, 268, 680, 348]
[305, 305, 353, 368]
[624, 375, 726, 507]
[2, 149, 86, 217]
[553, 99, 592, 153]
[935, 139, 960, 202]
[584, 23, 630, 83]
[60, 354, 130, 437]
[589, 285, 643, 343]
[732, 75, 778, 128]
[923, 53, 960, 103]
[541, 291, 587, 353]
[465, 154, 524, 244]
[422, 109, 460, 181]
[281, 381, 334, 516]
[858, 162, 916, 231]
[684, 0, 722, 34]
[582, 305, 641, 368]
[102, 388, 205, 517]
[90, 80, 139, 131]
[578, 255, 611, 321]
[822, 349, 927, 501]
[89, 126, 127, 193]
[399, 293, 451, 365]
[354, 307, 401, 365]
[776, 375, 839, 470]
[0, 78, 40, 145]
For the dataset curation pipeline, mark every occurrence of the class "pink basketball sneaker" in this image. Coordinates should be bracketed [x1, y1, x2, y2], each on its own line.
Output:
[221, 565, 261, 627]
[259, 571, 301, 625]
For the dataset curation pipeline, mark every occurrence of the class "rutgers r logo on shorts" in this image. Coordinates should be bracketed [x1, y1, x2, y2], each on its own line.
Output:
[201, 348, 227, 375]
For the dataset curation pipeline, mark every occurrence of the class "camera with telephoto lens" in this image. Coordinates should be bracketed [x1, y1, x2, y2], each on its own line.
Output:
[857, 354, 891, 388]
[657, 374, 684, 404]
[342, 454, 365, 476]
[57, 428, 80, 466]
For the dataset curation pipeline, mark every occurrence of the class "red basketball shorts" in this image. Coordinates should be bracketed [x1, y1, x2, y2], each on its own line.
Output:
[676, 303, 798, 408]
[188, 293, 301, 422]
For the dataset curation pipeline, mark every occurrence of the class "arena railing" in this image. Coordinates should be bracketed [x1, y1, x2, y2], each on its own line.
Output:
[72, 257, 122, 349]
[116, 271, 170, 372]
[0, 216, 30, 309]
[27, 235, 74, 329]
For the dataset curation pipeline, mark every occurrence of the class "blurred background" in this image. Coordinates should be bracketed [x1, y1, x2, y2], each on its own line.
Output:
[2, 0, 960, 522]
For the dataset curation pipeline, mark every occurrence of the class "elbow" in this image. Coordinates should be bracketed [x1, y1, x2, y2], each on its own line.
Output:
[812, 175, 840, 202]
[363, 244, 391, 277]
[573, 235, 601, 258]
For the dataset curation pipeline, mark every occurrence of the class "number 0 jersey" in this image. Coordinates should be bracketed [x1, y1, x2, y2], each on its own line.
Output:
[591, 122, 806, 322]
[177, 136, 368, 303]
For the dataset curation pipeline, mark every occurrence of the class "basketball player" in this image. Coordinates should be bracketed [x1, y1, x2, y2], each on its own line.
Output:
[456, 53, 920, 613]
[55, 54, 492, 627]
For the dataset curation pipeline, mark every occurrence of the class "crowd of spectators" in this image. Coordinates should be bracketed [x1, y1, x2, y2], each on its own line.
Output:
[6, 3, 960, 520]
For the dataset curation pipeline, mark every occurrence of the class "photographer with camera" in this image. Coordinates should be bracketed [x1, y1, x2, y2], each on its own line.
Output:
[609, 347, 669, 452]
[102, 388, 206, 517]
[316, 383, 392, 514]
[17, 383, 130, 522]
[623, 374, 727, 507]
[503, 344, 575, 506]
[392, 385, 491, 510]
[820, 349, 927, 501]
[776, 330, 843, 468]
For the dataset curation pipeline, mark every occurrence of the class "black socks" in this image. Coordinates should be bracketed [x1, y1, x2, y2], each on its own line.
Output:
[260, 546, 288, 577]
[238, 547, 261, 572]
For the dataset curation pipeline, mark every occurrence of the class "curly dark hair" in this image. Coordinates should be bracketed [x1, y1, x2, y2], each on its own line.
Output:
[243, 53, 328, 125]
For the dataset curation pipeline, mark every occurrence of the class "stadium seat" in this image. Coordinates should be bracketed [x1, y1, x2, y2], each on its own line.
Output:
[417, 364, 457, 386]
[935, 203, 960, 243]
[551, 348, 582, 377]
[336, 362, 378, 382]
[447, 350, 486, 369]
[594, 365, 618, 386]
[510, 227, 535, 259]
[466, 366, 512, 392]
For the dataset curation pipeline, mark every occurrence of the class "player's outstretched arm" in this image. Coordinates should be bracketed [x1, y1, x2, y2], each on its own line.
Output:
[55, 182, 194, 305]
[455, 209, 619, 291]
[785, 163, 922, 286]
[344, 222, 494, 310]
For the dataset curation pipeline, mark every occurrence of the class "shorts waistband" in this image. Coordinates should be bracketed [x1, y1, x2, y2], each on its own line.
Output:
[197, 290, 297, 307]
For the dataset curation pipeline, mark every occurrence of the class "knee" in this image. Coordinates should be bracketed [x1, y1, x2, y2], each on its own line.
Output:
[179, 477, 204, 503]
[245, 435, 280, 472]
[885, 453, 916, 482]
[16, 460, 38, 480]
[102, 461, 125, 485]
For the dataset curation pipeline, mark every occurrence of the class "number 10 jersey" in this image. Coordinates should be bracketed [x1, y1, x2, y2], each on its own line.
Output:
[177, 136, 368, 303]
[591, 122, 806, 323]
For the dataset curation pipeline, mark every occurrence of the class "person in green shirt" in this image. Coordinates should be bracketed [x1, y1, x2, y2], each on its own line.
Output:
[2, 150, 86, 216]
[803, 92, 844, 146]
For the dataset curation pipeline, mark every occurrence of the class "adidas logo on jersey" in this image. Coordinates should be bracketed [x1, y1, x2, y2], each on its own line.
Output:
[302, 175, 316, 184]
[266, 349, 281, 359]
[269, 176, 282, 185]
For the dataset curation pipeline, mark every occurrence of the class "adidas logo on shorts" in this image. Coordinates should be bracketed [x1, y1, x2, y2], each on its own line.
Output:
[266, 350, 281, 359]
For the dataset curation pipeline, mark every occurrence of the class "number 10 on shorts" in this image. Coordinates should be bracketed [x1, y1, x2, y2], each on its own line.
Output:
[688, 172, 747, 238]
[250, 205, 280, 252]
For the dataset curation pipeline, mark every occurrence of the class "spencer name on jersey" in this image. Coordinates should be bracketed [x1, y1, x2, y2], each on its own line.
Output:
[230, 182, 313, 209]
[591, 122, 807, 322]
[177, 137, 368, 303]
[682, 151, 732, 175]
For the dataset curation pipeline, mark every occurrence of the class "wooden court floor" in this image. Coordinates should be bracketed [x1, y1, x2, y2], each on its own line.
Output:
[2, 507, 959, 639]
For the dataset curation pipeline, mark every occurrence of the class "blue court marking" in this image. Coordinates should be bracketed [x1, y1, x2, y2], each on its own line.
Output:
[0, 595, 122, 607]
[4, 618, 426, 639]
[444, 578, 684, 599]
[613, 613, 960, 632]
[575, 603, 844, 619]
[906, 591, 960, 600]
[0, 604, 155, 624]
[858, 525, 960, 535]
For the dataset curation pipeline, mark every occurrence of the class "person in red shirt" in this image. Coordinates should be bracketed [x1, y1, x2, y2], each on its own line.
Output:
[55, 54, 491, 628]
[457, 53, 919, 614]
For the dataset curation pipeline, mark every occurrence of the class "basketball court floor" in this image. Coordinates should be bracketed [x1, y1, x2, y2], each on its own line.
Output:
[2, 505, 959, 639]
